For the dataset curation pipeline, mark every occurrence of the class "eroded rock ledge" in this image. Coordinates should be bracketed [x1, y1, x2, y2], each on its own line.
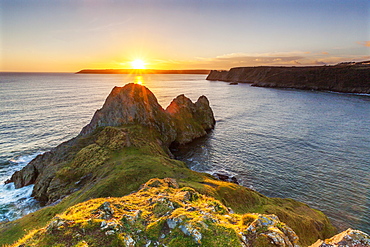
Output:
[207, 61, 370, 93]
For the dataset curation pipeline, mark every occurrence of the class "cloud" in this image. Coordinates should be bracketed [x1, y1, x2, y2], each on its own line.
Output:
[321, 51, 329, 55]
[357, 41, 370, 47]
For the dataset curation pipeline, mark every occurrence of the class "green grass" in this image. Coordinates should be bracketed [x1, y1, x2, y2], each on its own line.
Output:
[0, 124, 336, 246]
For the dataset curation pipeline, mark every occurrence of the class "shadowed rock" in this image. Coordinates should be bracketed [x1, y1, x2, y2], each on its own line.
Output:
[166, 94, 215, 145]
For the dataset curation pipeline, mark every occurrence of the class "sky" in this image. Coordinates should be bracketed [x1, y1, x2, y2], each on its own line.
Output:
[1, 0, 369, 72]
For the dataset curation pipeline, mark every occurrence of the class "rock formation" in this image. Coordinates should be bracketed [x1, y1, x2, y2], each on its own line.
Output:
[7, 83, 215, 205]
[207, 61, 370, 94]
[310, 228, 370, 247]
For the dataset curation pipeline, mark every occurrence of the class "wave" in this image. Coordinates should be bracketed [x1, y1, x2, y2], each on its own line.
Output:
[0, 152, 42, 222]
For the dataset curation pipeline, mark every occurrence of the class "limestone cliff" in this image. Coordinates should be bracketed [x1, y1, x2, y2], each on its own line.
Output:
[207, 61, 370, 93]
[7, 83, 215, 205]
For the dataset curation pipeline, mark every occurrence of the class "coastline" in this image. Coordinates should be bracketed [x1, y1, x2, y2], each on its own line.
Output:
[206, 61, 370, 94]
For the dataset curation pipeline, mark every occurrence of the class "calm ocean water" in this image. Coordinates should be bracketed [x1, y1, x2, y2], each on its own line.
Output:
[0, 73, 369, 233]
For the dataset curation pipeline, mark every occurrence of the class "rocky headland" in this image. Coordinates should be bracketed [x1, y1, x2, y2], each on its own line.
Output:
[1, 83, 367, 246]
[6, 83, 215, 206]
[207, 61, 370, 93]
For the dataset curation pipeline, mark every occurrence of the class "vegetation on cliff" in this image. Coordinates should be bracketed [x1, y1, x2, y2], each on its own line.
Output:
[1, 83, 337, 246]
[207, 61, 370, 94]
[9, 178, 302, 247]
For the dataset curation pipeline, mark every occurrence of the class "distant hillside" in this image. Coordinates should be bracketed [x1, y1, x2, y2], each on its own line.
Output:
[207, 61, 370, 93]
[76, 69, 210, 74]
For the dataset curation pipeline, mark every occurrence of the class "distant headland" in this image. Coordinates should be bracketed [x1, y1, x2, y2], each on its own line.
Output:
[76, 69, 210, 74]
[207, 60, 370, 94]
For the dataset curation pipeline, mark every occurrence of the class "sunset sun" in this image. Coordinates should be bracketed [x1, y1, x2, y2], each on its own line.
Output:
[131, 59, 146, 69]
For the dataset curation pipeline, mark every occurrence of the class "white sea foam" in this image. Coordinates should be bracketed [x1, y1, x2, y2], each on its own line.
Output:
[1, 152, 41, 183]
[0, 153, 42, 222]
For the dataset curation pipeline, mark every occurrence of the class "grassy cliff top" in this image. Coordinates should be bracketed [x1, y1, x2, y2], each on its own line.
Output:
[10, 178, 302, 247]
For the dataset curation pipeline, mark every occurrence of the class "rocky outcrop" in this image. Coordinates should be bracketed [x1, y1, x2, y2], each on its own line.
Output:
[12, 178, 301, 247]
[310, 228, 370, 247]
[207, 61, 370, 93]
[80, 83, 176, 144]
[166, 94, 215, 145]
[6, 83, 215, 205]
[80, 83, 215, 145]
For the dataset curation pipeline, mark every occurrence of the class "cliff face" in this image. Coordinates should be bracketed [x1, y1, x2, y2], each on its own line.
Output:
[207, 62, 370, 93]
[7, 83, 215, 205]
[80, 83, 176, 145]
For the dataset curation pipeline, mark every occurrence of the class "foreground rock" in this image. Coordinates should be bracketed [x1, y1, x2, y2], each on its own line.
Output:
[11, 178, 301, 247]
[207, 61, 370, 94]
[7, 83, 215, 205]
[310, 228, 370, 247]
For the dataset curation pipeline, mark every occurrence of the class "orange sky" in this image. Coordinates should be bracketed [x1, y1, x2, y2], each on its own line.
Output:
[1, 1, 369, 72]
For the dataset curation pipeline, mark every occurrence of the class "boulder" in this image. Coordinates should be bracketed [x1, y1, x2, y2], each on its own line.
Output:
[311, 228, 370, 247]
[212, 172, 239, 184]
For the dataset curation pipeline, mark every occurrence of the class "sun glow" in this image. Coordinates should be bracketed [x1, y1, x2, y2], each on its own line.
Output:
[131, 59, 146, 69]
[134, 76, 143, 85]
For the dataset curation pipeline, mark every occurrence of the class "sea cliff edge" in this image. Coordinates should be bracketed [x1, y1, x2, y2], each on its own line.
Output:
[207, 61, 370, 94]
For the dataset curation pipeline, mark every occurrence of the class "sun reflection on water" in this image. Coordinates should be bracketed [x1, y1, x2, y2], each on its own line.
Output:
[134, 75, 143, 85]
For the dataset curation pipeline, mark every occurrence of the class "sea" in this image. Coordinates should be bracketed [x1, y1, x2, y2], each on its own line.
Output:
[0, 73, 369, 234]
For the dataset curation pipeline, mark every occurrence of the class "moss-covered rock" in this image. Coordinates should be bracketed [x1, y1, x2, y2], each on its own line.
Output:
[10, 178, 302, 247]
